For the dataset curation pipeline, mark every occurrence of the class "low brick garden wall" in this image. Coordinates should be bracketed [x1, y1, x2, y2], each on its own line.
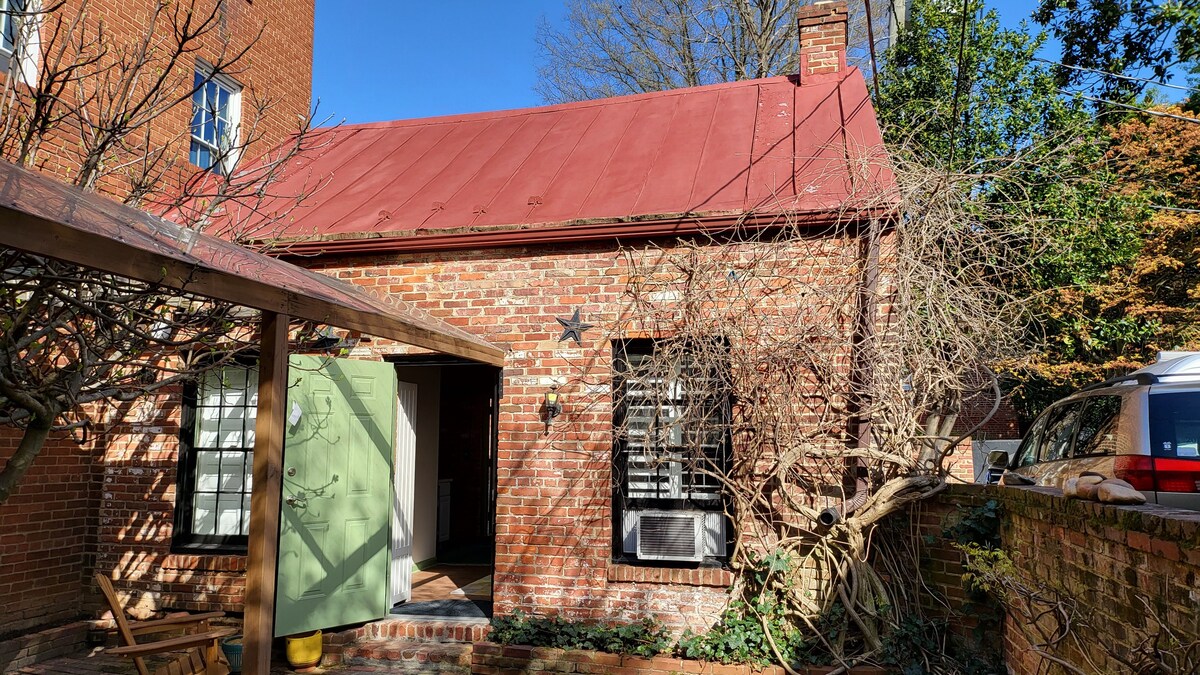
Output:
[919, 484, 1200, 674]
[470, 642, 887, 675]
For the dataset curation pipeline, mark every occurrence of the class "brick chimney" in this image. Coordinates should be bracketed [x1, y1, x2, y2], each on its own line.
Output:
[797, 1, 848, 82]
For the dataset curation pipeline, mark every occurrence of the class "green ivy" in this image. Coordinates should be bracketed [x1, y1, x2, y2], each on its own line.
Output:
[880, 615, 1007, 675]
[488, 610, 672, 657]
[943, 499, 1003, 549]
[675, 552, 841, 667]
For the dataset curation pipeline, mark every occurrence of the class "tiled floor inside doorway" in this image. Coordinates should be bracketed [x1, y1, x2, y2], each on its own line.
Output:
[391, 564, 492, 619]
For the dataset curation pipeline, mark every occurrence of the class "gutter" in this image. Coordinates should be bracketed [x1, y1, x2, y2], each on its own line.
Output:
[275, 208, 895, 259]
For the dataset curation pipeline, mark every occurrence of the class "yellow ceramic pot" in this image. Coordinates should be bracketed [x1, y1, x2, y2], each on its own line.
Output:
[284, 629, 322, 669]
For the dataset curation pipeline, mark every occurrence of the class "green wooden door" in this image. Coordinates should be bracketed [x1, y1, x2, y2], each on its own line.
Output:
[275, 356, 397, 637]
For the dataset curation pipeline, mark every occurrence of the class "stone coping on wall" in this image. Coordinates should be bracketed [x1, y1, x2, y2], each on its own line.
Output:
[607, 564, 734, 587]
[948, 483, 1200, 555]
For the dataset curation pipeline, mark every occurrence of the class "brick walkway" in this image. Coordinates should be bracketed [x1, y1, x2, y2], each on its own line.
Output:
[5, 650, 385, 674]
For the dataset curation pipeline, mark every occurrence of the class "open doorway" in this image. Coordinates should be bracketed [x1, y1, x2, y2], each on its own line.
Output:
[389, 356, 500, 619]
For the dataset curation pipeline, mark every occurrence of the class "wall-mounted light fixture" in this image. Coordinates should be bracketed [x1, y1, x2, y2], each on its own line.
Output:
[544, 385, 564, 424]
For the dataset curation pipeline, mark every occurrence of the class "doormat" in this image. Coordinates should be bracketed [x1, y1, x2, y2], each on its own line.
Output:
[391, 599, 492, 619]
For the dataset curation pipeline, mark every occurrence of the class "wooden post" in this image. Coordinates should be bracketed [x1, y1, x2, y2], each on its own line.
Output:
[244, 311, 289, 674]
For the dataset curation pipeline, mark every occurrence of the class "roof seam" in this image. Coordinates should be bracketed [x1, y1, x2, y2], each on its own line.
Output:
[314, 127, 422, 232]
[686, 90, 724, 209]
[523, 107, 605, 223]
[629, 95, 683, 214]
[473, 113, 566, 226]
[574, 104, 644, 219]
[403, 121, 497, 229]
[440, 115, 537, 229]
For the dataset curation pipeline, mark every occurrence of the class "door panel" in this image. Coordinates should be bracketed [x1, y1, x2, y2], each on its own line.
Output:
[391, 381, 418, 605]
[275, 356, 397, 637]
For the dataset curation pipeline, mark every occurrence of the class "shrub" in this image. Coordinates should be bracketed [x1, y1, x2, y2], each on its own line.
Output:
[488, 610, 672, 657]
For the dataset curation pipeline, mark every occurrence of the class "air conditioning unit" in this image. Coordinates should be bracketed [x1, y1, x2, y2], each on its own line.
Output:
[622, 510, 725, 562]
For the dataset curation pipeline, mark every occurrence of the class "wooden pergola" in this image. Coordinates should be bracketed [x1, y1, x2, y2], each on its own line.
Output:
[0, 161, 506, 674]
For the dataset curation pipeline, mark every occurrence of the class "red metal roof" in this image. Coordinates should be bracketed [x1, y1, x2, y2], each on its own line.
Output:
[256, 68, 892, 254]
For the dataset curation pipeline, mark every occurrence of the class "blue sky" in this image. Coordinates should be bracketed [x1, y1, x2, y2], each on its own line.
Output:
[310, 0, 1049, 125]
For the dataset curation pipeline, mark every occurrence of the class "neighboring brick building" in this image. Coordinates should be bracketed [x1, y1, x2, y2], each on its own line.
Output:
[0, 0, 314, 637]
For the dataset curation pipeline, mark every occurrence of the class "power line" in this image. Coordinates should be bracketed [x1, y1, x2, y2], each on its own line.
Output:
[946, 0, 974, 167]
[1035, 57, 1199, 94]
[1150, 204, 1200, 214]
[1060, 90, 1200, 125]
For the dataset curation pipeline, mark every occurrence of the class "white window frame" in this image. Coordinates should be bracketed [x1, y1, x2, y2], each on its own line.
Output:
[0, 0, 40, 87]
[190, 62, 242, 175]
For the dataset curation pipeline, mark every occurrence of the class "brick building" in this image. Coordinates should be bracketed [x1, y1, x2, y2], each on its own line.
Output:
[147, 0, 894, 639]
[1, 0, 942, 656]
[0, 0, 314, 638]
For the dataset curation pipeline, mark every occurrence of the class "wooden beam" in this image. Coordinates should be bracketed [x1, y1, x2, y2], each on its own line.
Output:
[0, 207, 505, 366]
[0, 162, 505, 367]
[244, 311, 289, 675]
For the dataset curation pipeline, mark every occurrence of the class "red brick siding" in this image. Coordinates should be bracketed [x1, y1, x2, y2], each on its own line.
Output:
[308, 233, 868, 631]
[797, 1, 847, 80]
[17, 0, 313, 198]
[0, 432, 97, 636]
[0, 0, 312, 635]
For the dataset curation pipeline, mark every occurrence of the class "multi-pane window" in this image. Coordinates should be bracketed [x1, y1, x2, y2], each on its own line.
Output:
[174, 366, 257, 549]
[0, 0, 25, 55]
[190, 67, 241, 174]
[612, 339, 730, 563]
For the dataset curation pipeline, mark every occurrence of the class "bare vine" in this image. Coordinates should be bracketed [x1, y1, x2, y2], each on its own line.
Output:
[0, 0, 325, 504]
[544, 139, 1039, 667]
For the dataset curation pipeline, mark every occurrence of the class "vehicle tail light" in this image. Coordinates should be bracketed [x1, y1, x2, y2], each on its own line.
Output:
[1113, 455, 1156, 491]
[1152, 457, 1200, 493]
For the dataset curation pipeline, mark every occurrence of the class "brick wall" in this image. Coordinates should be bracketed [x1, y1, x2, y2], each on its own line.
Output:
[91, 391, 249, 615]
[309, 232, 871, 632]
[0, 0, 312, 636]
[0, 432, 98, 636]
[797, 1, 847, 81]
[19, 0, 313, 196]
[916, 484, 1200, 674]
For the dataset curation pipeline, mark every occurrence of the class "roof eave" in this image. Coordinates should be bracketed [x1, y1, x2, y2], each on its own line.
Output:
[276, 206, 898, 259]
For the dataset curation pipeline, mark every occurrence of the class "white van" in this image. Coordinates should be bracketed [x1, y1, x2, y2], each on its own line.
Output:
[998, 353, 1200, 510]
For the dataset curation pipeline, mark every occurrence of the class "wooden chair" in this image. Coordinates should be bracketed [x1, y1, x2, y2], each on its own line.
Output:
[95, 573, 237, 675]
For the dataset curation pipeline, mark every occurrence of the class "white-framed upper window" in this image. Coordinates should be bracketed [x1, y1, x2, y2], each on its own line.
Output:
[0, 0, 25, 54]
[0, 0, 39, 86]
[190, 65, 241, 175]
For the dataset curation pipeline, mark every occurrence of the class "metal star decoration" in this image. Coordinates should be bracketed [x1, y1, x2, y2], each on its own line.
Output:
[556, 309, 593, 345]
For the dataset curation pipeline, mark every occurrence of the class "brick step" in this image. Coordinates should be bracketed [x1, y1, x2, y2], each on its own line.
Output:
[340, 639, 472, 673]
[322, 616, 492, 666]
[327, 616, 491, 646]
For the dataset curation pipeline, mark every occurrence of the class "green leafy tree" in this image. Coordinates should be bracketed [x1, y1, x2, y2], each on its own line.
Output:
[1035, 0, 1200, 100]
[875, 0, 1155, 423]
